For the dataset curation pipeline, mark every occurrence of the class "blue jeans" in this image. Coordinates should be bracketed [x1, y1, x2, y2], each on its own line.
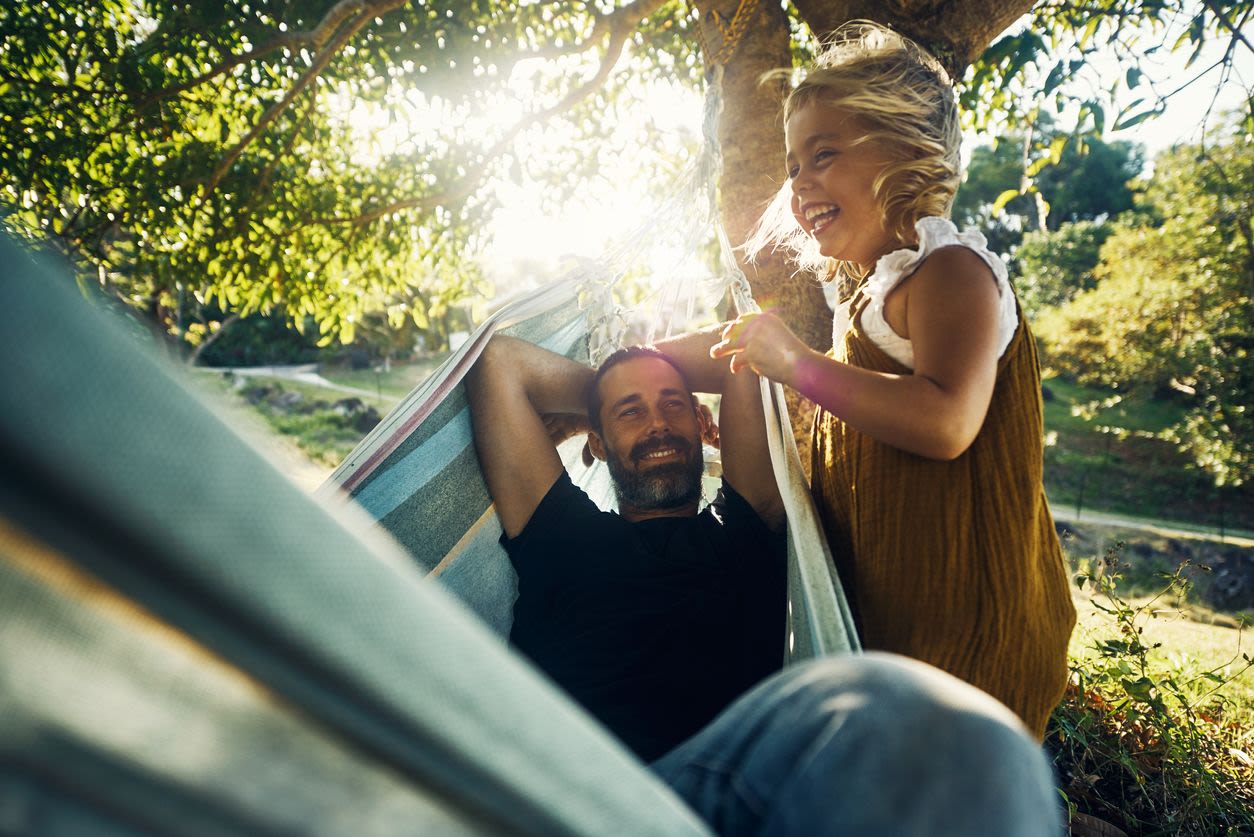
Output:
[651, 653, 1062, 836]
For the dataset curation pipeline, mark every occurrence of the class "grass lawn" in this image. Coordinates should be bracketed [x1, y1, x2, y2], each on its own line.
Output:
[1042, 375, 1254, 534]
[1069, 589, 1253, 726]
[319, 355, 448, 401]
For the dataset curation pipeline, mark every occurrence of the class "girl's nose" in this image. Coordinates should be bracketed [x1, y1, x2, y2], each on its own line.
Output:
[790, 175, 815, 203]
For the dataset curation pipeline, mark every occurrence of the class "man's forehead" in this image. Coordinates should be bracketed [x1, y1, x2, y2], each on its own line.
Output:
[598, 356, 690, 400]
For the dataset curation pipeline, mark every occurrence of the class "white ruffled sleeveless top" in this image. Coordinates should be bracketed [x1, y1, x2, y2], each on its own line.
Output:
[826, 217, 1018, 370]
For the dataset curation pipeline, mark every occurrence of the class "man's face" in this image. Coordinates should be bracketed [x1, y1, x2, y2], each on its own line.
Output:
[590, 356, 705, 513]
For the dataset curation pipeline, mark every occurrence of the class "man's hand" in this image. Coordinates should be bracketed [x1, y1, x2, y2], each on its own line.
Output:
[542, 412, 590, 446]
[697, 403, 720, 450]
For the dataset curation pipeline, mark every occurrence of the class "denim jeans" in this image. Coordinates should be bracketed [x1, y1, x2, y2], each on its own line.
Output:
[651, 653, 1062, 837]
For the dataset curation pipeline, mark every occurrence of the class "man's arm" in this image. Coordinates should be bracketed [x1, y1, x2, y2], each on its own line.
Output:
[464, 335, 594, 539]
[656, 327, 785, 532]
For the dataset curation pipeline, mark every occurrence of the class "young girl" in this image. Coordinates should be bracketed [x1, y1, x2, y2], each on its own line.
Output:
[711, 23, 1075, 740]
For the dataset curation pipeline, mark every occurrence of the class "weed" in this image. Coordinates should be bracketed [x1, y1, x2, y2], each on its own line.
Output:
[1049, 544, 1254, 835]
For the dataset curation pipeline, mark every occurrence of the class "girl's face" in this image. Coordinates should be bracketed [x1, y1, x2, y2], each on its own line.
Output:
[784, 101, 900, 271]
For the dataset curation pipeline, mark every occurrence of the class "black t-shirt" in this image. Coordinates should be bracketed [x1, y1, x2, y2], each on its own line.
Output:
[503, 471, 786, 762]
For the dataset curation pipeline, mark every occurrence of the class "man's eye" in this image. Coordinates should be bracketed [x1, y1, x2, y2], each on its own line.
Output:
[619, 407, 639, 418]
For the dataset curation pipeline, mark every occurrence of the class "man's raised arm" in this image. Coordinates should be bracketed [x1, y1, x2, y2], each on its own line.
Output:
[464, 335, 593, 539]
[656, 327, 785, 533]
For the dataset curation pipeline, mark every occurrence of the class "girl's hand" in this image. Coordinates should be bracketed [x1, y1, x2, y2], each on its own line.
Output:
[710, 312, 809, 384]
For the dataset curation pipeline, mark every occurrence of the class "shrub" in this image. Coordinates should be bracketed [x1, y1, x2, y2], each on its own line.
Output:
[1049, 545, 1254, 835]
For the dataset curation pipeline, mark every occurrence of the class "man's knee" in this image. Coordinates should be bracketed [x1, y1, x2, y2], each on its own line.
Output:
[761, 652, 1060, 835]
[777, 652, 1043, 762]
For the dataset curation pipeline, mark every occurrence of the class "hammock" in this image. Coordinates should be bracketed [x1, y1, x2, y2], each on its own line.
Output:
[0, 232, 711, 835]
[0, 72, 854, 833]
[324, 71, 860, 662]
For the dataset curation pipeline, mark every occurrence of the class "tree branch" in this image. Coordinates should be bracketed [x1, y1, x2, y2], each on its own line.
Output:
[200, 0, 408, 201]
[132, 0, 399, 117]
[485, 0, 670, 84]
[789, 0, 1037, 81]
[1200, 0, 1254, 55]
[303, 0, 668, 229]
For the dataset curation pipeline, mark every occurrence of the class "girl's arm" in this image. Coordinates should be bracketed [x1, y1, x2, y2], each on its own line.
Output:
[713, 246, 1002, 461]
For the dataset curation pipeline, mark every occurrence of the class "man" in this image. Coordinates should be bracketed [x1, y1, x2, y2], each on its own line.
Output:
[465, 330, 1063, 836]
[467, 335, 787, 761]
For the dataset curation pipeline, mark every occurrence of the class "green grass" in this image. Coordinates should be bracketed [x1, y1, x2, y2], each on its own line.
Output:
[194, 370, 382, 467]
[251, 407, 365, 467]
[1043, 376, 1184, 435]
[1051, 540, 1254, 835]
[319, 355, 447, 402]
[1042, 376, 1254, 533]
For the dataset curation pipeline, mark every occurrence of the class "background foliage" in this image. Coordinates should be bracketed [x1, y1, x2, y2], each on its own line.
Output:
[1034, 129, 1252, 486]
[1, 0, 1250, 482]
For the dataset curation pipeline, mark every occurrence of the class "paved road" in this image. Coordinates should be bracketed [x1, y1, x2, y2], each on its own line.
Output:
[1053, 507, 1254, 548]
[199, 363, 382, 400]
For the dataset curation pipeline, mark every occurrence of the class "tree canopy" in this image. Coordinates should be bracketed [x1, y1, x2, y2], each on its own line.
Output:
[1035, 126, 1253, 485]
[2, 0, 1249, 352]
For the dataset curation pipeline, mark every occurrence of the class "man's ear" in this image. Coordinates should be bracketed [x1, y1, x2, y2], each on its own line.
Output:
[586, 431, 608, 462]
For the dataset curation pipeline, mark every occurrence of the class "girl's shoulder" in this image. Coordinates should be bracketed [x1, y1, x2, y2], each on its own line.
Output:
[868, 216, 1009, 298]
[860, 216, 1019, 362]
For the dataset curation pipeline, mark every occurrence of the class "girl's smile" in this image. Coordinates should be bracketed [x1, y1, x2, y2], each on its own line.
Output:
[784, 102, 900, 270]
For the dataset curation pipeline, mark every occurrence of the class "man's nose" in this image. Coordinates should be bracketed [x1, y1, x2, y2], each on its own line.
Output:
[645, 411, 670, 433]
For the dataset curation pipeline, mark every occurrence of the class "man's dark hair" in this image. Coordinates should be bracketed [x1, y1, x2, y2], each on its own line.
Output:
[587, 345, 695, 434]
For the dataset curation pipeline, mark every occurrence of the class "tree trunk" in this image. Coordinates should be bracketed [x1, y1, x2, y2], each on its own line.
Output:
[697, 0, 830, 468]
[188, 313, 241, 366]
[791, 1, 1038, 82]
[696, 0, 1038, 457]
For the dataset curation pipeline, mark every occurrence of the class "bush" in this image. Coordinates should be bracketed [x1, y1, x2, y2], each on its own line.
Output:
[1049, 546, 1254, 835]
[196, 314, 324, 367]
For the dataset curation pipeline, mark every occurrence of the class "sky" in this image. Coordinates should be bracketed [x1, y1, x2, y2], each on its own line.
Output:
[480, 14, 1252, 283]
[1065, 26, 1251, 160]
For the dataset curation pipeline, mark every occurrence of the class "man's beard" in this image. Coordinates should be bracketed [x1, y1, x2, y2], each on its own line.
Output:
[605, 433, 705, 511]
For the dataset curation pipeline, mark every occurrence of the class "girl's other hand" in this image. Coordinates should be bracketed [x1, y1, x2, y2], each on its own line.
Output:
[710, 312, 808, 384]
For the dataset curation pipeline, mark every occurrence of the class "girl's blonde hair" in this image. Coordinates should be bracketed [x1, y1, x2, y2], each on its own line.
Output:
[747, 22, 963, 291]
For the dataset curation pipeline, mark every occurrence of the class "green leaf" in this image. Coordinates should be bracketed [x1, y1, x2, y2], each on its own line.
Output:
[1079, 17, 1101, 49]
[1043, 60, 1065, 96]
[1113, 106, 1160, 132]
[1121, 676, 1156, 703]
[1048, 136, 1068, 165]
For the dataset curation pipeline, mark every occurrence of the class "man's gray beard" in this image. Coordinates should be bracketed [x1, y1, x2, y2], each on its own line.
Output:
[605, 450, 704, 511]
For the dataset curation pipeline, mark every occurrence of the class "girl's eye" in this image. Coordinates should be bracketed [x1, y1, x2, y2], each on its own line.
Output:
[815, 149, 836, 164]
[786, 164, 800, 179]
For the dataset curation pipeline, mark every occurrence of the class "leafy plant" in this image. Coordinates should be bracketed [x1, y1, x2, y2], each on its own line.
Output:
[1050, 544, 1254, 835]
